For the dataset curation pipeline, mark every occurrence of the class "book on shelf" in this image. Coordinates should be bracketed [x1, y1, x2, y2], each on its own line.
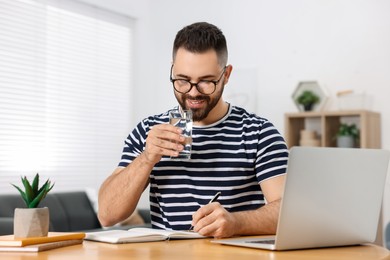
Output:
[85, 227, 206, 244]
[0, 239, 83, 252]
[0, 232, 85, 247]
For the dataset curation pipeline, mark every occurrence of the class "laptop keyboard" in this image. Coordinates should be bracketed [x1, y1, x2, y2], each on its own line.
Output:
[245, 239, 275, 245]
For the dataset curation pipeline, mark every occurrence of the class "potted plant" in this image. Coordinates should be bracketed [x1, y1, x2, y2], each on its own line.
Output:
[296, 90, 320, 111]
[336, 123, 359, 148]
[11, 173, 54, 238]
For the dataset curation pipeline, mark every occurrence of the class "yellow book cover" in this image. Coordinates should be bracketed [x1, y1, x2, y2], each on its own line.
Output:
[0, 239, 83, 252]
[0, 232, 85, 247]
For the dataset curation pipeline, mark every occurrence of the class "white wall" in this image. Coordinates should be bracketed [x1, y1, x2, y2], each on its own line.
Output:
[77, 0, 390, 238]
[144, 0, 390, 131]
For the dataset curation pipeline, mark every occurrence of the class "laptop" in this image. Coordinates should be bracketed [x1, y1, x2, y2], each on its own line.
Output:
[212, 146, 390, 250]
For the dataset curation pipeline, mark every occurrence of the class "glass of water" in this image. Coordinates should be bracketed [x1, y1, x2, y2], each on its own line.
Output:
[169, 109, 193, 159]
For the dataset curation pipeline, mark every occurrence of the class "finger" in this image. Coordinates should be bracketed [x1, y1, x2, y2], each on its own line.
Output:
[147, 124, 185, 149]
[196, 220, 219, 237]
[192, 202, 219, 223]
[146, 136, 183, 158]
[193, 210, 225, 237]
[192, 203, 220, 229]
[148, 134, 184, 151]
[149, 125, 185, 144]
[194, 214, 214, 230]
[153, 123, 183, 135]
[193, 207, 231, 238]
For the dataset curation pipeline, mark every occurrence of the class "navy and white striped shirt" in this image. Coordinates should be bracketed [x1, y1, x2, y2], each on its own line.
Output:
[119, 105, 289, 230]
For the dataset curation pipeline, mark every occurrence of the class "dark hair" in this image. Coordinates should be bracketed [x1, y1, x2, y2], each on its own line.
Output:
[172, 22, 228, 67]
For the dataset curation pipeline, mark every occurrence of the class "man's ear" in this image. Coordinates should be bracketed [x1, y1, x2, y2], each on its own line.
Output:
[223, 65, 233, 85]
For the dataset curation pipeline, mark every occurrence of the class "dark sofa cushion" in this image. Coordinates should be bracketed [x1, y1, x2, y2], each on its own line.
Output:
[0, 218, 13, 235]
[0, 195, 26, 217]
[40, 194, 70, 231]
[51, 192, 101, 231]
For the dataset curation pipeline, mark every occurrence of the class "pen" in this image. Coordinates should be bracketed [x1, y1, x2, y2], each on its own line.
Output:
[208, 191, 221, 204]
[188, 191, 221, 231]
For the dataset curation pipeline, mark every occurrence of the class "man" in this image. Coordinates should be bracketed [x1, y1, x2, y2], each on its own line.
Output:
[98, 22, 289, 238]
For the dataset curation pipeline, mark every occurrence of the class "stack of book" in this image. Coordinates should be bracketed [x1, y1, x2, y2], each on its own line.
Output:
[0, 232, 85, 252]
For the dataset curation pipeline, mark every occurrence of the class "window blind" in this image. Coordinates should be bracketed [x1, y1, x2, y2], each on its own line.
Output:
[0, 0, 133, 193]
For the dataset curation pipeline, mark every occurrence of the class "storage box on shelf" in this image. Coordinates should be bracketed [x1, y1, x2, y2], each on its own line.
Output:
[284, 110, 381, 149]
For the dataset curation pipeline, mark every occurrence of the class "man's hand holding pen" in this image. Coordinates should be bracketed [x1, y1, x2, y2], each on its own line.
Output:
[191, 192, 238, 238]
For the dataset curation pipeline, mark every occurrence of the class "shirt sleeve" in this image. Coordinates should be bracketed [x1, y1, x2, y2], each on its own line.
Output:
[255, 120, 289, 183]
[118, 119, 149, 168]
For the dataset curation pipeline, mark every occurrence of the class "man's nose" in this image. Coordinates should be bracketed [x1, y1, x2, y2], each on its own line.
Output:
[187, 83, 202, 96]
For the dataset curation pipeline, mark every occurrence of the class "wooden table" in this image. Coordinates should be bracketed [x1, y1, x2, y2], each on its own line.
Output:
[0, 238, 389, 260]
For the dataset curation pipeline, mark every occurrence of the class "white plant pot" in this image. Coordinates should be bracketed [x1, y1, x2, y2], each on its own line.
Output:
[337, 136, 355, 148]
[14, 207, 49, 238]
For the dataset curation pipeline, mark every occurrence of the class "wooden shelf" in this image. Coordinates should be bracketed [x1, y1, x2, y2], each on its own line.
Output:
[284, 110, 381, 149]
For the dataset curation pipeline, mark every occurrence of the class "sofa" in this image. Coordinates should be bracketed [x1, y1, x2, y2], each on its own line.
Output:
[0, 191, 151, 236]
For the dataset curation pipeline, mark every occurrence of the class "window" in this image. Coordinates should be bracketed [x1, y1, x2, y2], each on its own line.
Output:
[0, 0, 133, 193]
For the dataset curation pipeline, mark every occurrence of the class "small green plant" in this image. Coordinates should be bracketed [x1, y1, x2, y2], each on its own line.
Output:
[11, 173, 54, 208]
[336, 123, 359, 141]
[296, 90, 320, 111]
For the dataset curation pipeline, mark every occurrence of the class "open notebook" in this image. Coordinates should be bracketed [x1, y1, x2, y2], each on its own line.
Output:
[85, 227, 205, 243]
[212, 147, 390, 250]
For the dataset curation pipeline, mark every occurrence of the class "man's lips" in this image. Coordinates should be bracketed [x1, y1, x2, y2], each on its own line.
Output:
[186, 99, 206, 109]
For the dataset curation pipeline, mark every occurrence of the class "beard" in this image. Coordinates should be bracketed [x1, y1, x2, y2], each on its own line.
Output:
[175, 85, 224, 122]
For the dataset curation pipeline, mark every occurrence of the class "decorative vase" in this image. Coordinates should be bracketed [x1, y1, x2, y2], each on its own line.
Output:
[337, 136, 355, 148]
[14, 207, 49, 238]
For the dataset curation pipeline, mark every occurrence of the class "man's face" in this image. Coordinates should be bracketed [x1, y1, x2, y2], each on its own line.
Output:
[172, 48, 226, 122]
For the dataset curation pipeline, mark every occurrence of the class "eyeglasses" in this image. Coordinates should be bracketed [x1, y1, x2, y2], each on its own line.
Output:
[170, 65, 226, 95]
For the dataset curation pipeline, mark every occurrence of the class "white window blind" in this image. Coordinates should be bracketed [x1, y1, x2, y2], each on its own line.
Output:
[0, 0, 133, 193]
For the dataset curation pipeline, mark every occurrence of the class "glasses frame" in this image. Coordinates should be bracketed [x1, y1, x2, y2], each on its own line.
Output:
[170, 65, 226, 95]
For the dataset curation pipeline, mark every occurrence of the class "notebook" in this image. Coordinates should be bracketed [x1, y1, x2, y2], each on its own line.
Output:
[212, 147, 390, 251]
[85, 227, 205, 243]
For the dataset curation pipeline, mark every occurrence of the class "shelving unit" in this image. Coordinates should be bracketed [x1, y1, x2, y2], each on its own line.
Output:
[284, 110, 381, 149]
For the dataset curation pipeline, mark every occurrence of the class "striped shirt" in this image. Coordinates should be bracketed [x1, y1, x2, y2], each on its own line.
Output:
[119, 105, 289, 230]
